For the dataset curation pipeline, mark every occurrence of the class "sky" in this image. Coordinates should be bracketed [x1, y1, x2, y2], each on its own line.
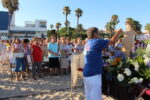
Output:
[0, 0, 150, 31]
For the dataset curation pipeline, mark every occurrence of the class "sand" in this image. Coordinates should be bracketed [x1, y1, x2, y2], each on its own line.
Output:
[0, 64, 115, 100]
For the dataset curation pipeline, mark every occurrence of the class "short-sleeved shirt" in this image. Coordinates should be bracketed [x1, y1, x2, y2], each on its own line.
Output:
[47, 42, 59, 58]
[32, 45, 43, 62]
[59, 43, 69, 58]
[83, 39, 109, 77]
[14, 44, 24, 53]
[74, 44, 84, 55]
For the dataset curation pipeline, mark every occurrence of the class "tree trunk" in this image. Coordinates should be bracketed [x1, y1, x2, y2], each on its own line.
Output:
[68, 26, 70, 36]
[77, 17, 79, 28]
[76, 16, 79, 34]
[65, 14, 67, 33]
[56, 28, 59, 38]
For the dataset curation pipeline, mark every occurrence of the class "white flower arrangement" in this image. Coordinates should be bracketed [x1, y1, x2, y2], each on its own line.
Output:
[124, 68, 132, 76]
[117, 74, 124, 82]
[128, 77, 143, 84]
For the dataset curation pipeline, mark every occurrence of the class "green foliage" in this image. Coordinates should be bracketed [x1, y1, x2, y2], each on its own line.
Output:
[47, 29, 57, 38]
[58, 27, 87, 39]
[105, 22, 115, 33]
[145, 23, 150, 33]
[73, 32, 87, 39]
[132, 49, 150, 81]
[77, 24, 84, 32]
[143, 40, 150, 44]
[59, 27, 75, 37]
[135, 48, 146, 57]
[140, 69, 150, 81]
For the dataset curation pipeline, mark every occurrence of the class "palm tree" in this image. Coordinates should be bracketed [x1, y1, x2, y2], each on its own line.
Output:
[55, 22, 61, 37]
[63, 6, 71, 32]
[64, 20, 70, 35]
[50, 24, 54, 30]
[105, 14, 119, 37]
[55, 22, 61, 31]
[75, 8, 83, 29]
[1, 0, 19, 38]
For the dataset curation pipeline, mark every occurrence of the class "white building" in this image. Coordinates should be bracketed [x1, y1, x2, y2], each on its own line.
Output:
[0, 11, 47, 40]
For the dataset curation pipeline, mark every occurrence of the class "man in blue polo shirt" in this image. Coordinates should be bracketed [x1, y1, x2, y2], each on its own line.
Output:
[83, 27, 123, 100]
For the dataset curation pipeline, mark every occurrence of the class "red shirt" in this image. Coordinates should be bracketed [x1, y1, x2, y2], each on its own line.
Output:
[32, 45, 43, 62]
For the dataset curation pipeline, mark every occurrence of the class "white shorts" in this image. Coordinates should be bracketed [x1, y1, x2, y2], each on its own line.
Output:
[84, 74, 102, 100]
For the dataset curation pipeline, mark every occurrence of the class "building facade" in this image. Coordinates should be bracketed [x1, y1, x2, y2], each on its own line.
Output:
[0, 11, 47, 40]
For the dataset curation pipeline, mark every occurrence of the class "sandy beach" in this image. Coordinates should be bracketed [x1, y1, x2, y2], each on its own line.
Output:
[0, 64, 115, 100]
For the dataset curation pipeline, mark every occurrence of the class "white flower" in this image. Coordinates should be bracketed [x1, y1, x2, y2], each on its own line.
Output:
[143, 54, 147, 59]
[139, 78, 143, 83]
[117, 74, 124, 82]
[134, 62, 139, 68]
[129, 77, 143, 84]
[124, 68, 132, 76]
[133, 62, 139, 71]
[133, 77, 138, 80]
[135, 79, 139, 83]
[146, 44, 150, 50]
[132, 77, 139, 83]
[134, 67, 139, 72]
[107, 59, 114, 63]
[144, 58, 150, 64]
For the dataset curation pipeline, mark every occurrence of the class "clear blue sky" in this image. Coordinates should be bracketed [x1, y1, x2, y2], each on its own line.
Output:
[0, 0, 150, 30]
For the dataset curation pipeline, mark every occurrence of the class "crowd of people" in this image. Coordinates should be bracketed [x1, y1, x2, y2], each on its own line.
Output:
[0, 33, 135, 82]
[0, 35, 85, 81]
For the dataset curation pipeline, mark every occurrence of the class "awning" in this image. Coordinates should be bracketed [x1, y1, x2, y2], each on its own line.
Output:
[10, 30, 35, 34]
